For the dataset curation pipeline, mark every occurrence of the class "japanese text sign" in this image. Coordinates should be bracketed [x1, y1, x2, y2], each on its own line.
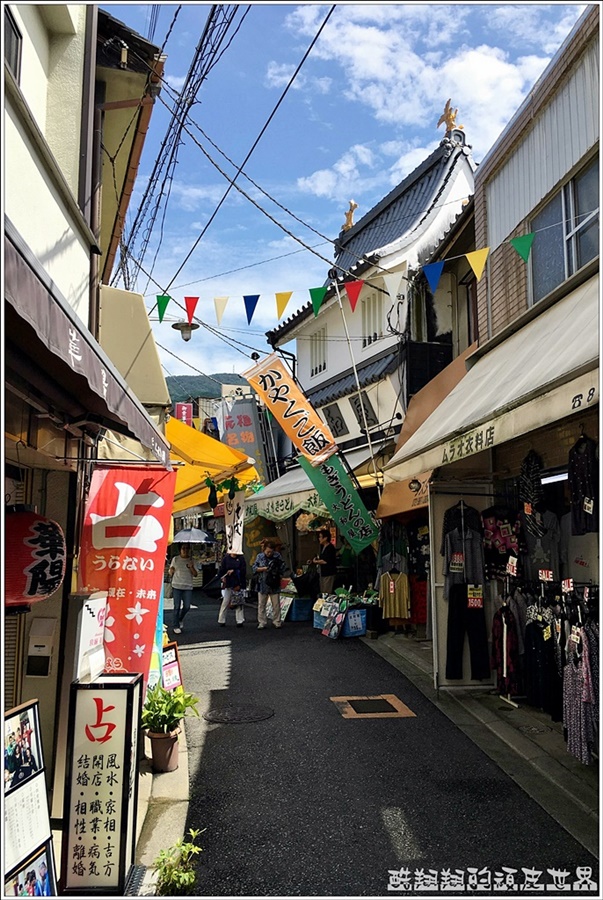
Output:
[78, 466, 176, 687]
[297, 454, 379, 552]
[221, 397, 269, 483]
[225, 491, 246, 554]
[243, 354, 337, 466]
[61, 675, 141, 895]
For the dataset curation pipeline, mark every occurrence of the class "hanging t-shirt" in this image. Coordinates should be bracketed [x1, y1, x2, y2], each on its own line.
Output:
[519, 509, 560, 581]
[378, 572, 411, 619]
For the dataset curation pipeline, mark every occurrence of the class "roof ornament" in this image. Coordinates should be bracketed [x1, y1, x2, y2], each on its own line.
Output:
[342, 200, 358, 232]
[437, 99, 463, 133]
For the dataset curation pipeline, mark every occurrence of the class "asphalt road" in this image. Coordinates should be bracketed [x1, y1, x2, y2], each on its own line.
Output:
[170, 591, 599, 897]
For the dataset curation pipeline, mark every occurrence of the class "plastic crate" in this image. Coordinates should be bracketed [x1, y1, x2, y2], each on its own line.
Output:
[342, 608, 366, 637]
[289, 597, 314, 622]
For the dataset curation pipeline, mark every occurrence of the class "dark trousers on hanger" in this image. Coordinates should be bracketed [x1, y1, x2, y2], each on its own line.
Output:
[445, 583, 491, 680]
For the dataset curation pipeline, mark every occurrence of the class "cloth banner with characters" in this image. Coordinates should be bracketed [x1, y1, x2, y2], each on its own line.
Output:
[225, 490, 246, 554]
[77, 465, 176, 688]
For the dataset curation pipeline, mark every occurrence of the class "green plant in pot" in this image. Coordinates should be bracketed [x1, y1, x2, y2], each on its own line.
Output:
[152, 828, 204, 895]
[142, 684, 200, 773]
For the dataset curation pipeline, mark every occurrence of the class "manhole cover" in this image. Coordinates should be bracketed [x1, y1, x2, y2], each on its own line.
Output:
[349, 698, 397, 714]
[518, 724, 552, 735]
[203, 704, 274, 724]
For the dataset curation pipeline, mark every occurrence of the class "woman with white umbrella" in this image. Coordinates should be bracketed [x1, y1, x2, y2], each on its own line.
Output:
[169, 545, 198, 634]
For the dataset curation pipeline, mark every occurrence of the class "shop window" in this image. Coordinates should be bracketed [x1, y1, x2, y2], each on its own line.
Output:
[310, 326, 327, 377]
[4, 7, 22, 83]
[361, 292, 383, 348]
[530, 156, 599, 305]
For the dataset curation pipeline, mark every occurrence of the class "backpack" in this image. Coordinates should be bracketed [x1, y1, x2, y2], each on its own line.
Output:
[264, 559, 283, 591]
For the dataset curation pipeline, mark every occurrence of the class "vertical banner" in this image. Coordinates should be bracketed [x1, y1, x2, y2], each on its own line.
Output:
[221, 396, 269, 484]
[243, 353, 337, 466]
[174, 403, 193, 426]
[78, 466, 176, 689]
[298, 454, 379, 552]
[225, 491, 246, 554]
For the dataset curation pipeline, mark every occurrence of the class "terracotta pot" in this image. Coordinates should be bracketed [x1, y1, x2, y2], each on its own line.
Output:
[147, 727, 180, 773]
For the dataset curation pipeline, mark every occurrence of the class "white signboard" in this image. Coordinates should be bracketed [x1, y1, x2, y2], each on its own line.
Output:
[73, 592, 108, 682]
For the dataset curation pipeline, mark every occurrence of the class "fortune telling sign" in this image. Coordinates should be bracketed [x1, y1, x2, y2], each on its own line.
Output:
[243, 354, 337, 466]
[297, 454, 379, 553]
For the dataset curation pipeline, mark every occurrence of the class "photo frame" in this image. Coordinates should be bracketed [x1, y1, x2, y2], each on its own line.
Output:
[4, 700, 44, 797]
[4, 840, 57, 897]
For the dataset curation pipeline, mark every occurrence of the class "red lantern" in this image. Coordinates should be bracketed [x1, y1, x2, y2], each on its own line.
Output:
[5, 511, 67, 607]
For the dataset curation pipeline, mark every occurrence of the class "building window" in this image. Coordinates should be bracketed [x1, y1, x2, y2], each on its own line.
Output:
[530, 157, 599, 304]
[310, 327, 327, 376]
[4, 7, 22, 82]
[361, 292, 383, 348]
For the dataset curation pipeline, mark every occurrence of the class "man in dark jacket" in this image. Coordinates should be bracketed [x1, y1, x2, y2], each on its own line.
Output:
[253, 540, 285, 629]
[218, 551, 247, 627]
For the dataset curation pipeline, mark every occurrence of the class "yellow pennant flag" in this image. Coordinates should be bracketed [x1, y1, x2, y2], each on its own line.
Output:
[275, 291, 293, 320]
[214, 296, 229, 325]
[465, 248, 490, 281]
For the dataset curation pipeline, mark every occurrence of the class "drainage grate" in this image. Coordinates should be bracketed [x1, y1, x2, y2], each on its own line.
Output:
[124, 865, 147, 896]
[203, 703, 274, 724]
[348, 698, 397, 714]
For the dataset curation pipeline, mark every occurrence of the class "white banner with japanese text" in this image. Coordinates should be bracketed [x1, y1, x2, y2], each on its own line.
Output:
[77, 466, 176, 689]
[225, 491, 246, 555]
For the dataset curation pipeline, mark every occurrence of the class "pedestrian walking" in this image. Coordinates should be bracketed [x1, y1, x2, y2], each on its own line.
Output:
[253, 540, 285, 629]
[311, 529, 337, 595]
[169, 545, 197, 634]
[218, 551, 247, 627]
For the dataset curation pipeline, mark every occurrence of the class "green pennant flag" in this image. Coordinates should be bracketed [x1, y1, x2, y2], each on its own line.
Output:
[156, 294, 171, 323]
[309, 286, 328, 317]
[297, 454, 379, 553]
[510, 233, 535, 263]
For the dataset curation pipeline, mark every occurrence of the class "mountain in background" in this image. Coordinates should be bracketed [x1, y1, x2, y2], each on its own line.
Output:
[166, 373, 248, 404]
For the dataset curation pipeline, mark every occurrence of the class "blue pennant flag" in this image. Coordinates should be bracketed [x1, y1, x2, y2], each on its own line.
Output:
[243, 294, 260, 325]
[422, 261, 445, 294]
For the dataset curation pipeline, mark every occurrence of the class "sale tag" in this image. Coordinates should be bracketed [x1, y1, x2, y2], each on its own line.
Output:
[506, 556, 518, 576]
[524, 502, 532, 515]
[449, 552, 464, 572]
[543, 625, 552, 641]
[562, 578, 574, 593]
[538, 569, 554, 582]
[467, 584, 484, 608]
[583, 497, 594, 514]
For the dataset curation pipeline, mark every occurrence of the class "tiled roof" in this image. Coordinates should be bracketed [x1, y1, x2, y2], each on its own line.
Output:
[306, 348, 400, 407]
[268, 136, 473, 345]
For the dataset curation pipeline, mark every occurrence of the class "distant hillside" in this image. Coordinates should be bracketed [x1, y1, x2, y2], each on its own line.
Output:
[166, 373, 249, 404]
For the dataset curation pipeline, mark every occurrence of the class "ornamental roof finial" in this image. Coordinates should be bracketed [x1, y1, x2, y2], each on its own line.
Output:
[437, 99, 463, 133]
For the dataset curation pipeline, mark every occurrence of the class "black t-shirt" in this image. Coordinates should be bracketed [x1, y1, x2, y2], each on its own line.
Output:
[319, 542, 337, 576]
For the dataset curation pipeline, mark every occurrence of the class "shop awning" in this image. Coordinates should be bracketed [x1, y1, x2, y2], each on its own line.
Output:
[5, 220, 171, 466]
[167, 416, 258, 513]
[384, 276, 599, 482]
[376, 470, 433, 518]
[246, 446, 378, 522]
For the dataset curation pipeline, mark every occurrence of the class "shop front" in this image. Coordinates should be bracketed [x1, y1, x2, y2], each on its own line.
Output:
[380, 277, 599, 765]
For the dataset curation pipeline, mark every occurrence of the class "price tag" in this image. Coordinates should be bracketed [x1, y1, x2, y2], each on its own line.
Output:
[449, 552, 464, 572]
[524, 502, 532, 515]
[583, 497, 594, 514]
[389, 580, 395, 594]
[467, 585, 484, 608]
[571, 625, 581, 644]
[561, 578, 574, 594]
[584, 587, 590, 601]
[506, 556, 518, 576]
[418, 526, 429, 537]
[543, 625, 552, 641]
[538, 569, 554, 582]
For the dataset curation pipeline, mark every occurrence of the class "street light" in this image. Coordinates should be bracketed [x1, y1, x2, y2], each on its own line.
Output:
[172, 321, 200, 342]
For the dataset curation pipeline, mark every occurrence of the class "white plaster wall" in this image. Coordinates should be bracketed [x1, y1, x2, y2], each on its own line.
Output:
[5, 103, 91, 322]
[10, 4, 50, 129]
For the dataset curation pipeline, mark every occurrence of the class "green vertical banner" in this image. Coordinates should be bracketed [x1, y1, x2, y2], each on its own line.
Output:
[297, 454, 379, 552]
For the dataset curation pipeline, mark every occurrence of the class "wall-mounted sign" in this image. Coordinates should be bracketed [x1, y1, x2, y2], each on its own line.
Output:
[61, 674, 142, 895]
[174, 403, 193, 427]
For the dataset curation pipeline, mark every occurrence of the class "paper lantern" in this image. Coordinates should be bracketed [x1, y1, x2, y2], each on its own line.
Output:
[5, 511, 67, 607]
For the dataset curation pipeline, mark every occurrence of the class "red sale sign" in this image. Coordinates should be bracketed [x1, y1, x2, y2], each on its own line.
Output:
[78, 465, 176, 686]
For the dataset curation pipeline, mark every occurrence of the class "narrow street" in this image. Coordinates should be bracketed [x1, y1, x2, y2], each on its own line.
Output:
[171, 592, 598, 897]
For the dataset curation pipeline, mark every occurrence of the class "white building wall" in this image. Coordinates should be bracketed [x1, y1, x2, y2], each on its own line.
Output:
[10, 4, 50, 129]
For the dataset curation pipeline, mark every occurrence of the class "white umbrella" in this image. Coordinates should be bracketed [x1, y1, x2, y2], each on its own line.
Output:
[173, 527, 214, 543]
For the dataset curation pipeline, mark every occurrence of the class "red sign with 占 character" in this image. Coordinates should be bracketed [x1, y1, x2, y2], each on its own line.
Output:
[78, 465, 176, 686]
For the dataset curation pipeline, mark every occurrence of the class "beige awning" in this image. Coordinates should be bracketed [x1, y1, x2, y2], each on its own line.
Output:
[384, 276, 599, 483]
[376, 471, 433, 518]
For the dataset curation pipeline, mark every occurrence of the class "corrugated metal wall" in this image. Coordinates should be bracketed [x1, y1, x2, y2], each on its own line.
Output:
[486, 37, 599, 251]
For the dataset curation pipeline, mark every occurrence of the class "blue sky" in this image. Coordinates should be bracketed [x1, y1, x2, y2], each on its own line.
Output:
[104, 2, 587, 378]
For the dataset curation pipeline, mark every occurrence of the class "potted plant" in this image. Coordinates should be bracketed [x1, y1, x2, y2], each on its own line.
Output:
[152, 828, 204, 895]
[142, 684, 200, 773]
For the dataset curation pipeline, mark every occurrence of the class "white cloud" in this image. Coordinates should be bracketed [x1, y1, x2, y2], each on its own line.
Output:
[164, 74, 187, 92]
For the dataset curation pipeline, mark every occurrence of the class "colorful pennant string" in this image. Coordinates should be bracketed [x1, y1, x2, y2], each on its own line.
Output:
[275, 291, 293, 320]
[156, 294, 171, 323]
[510, 233, 535, 262]
[309, 286, 328, 317]
[422, 261, 445, 294]
[214, 296, 229, 326]
[243, 294, 260, 325]
[466, 248, 490, 281]
[344, 280, 364, 312]
[184, 296, 199, 324]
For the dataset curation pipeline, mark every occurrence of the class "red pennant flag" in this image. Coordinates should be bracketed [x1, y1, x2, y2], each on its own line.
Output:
[344, 280, 364, 312]
[184, 296, 199, 324]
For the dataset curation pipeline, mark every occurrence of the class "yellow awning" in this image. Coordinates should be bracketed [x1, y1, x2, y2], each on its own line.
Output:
[167, 417, 259, 513]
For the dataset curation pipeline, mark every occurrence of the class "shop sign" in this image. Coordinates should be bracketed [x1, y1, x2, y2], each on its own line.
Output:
[174, 403, 193, 427]
[570, 384, 598, 411]
[245, 491, 328, 523]
[5, 511, 67, 608]
[78, 465, 177, 688]
[73, 592, 108, 682]
[298, 454, 379, 553]
[162, 643, 183, 691]
[441, 424, 495, 465]
[61, 674, 141, 895]
[243, 354, 337, 466]
[221, 397, 269, 483]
